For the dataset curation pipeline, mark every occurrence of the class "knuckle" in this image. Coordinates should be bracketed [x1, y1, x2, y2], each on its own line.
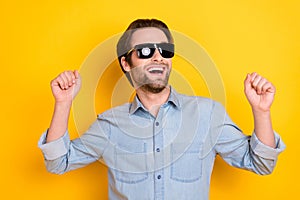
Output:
[62, 71, 68, 76]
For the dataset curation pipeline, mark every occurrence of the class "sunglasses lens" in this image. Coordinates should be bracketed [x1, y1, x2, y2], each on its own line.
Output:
[159, 43, 174, 58]
[137, 47, 155, 58]
[141, 47, 151, 56]
[160, 50, 174, 58]
[134, 43, 175, 59]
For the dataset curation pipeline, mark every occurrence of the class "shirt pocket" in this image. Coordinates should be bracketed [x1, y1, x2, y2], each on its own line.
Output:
[170, 142, 202, 183]
[114, 142, 148, 184]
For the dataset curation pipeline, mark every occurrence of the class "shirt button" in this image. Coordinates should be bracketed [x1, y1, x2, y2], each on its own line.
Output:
[156, 148, 160, 152]
[155, 122, 159, 126]
[157, 175, 161, 179]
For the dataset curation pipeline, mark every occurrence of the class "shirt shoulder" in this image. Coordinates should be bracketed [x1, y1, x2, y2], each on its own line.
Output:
[97, 103, 131, 120]
[175, 92, 218, 111]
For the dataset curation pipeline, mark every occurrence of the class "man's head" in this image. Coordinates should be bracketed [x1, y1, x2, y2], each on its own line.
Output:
[116, 19, 175, 93]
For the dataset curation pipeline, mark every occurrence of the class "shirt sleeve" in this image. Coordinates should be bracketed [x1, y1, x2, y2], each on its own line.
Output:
[250, 131, 286, 159]
[37, 119, 110, 174]
[212, 101, 286, 175]
[38, 130, 70, 160]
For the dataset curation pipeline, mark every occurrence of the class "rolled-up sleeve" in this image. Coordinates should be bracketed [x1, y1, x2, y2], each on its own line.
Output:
[38, 130, 70, 160]
[37, 119, 110, 174]
[250, 131, 286, 160]
[213, 101, 286, 175]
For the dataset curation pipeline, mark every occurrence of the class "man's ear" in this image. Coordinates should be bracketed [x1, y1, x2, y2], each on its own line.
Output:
[121, 57, 131, 72]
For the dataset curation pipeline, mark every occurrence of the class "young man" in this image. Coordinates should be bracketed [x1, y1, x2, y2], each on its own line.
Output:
[38, 19, 285, 200]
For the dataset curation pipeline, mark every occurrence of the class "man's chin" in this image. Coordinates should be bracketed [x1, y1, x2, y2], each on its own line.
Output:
[141, 83, 167, 94]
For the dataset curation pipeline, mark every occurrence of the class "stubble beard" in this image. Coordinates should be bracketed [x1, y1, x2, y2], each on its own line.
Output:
[142, 78, 169, 93]
[132, 66, 171, 94]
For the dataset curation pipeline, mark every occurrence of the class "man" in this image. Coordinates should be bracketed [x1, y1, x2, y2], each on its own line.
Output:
[38, 19, 285, 200]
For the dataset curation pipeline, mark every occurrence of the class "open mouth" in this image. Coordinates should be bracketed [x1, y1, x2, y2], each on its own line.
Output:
[147, 67, 164, 74]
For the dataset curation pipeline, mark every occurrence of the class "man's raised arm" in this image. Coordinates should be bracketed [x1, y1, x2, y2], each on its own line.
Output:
[46, 70, 81, 143]
[244, 72, 276, 148]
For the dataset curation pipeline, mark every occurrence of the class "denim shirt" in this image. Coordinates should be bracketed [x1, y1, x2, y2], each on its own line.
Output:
[38, 88, 285, 200]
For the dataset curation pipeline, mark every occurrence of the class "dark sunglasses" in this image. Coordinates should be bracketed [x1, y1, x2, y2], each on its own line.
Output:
[126, 43, 175, 59]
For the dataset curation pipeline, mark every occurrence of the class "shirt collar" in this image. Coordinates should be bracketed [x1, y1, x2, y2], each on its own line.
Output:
[129, 86, 181, 115]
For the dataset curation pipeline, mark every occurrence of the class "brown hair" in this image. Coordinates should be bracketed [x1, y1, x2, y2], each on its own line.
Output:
[116, 18, 174, 73]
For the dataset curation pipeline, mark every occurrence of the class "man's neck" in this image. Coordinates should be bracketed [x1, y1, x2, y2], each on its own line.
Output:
[136, 86, 171, 117]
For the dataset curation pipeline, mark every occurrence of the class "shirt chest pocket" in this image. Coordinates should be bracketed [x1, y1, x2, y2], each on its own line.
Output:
[114, 142, 148, 184]
[170, 142, 203, 183]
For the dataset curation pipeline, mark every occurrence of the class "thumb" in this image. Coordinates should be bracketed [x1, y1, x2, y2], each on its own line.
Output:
[73, 70, 82, 86]
[74, 70, 80, 79]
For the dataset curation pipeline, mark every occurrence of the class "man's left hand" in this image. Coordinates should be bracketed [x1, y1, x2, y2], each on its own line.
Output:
[244, 72, 276, 112]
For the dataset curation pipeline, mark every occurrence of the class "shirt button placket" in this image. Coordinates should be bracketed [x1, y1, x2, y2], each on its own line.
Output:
[154, 118, 164, 200]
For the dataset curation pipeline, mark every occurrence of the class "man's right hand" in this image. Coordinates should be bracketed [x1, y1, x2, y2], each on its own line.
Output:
[50, 70, 81, 103]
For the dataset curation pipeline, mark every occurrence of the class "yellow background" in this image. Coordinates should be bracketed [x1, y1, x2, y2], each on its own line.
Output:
[1, 0, 299, 199]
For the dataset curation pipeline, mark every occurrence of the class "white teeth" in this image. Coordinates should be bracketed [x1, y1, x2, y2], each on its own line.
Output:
[148, 67, 163, 72]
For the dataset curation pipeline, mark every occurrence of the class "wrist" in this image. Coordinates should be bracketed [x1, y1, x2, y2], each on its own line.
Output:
[54, 100, 72, 110]
[252, 108, 271, 119]
[251, 104, 271, 113]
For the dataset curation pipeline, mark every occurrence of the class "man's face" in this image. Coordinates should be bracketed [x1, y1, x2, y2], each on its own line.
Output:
[123, 27, 172, 93]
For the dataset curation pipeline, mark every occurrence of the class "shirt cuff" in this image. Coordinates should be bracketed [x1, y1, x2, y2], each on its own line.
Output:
[38, 129, 70, 160]
[250, 131, 286, 160]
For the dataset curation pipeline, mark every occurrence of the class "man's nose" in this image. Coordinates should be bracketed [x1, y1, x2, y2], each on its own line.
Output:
[151, 48, 163, 62]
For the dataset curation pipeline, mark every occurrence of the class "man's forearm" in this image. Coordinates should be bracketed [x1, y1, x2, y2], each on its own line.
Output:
[252, 109, 276, 148]
[46, 101, 72, 143]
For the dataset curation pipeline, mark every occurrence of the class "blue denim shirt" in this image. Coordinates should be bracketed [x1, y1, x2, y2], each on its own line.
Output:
[38, 88, 285, 200]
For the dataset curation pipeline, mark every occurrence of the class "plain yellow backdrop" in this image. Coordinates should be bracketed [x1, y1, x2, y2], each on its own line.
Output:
[1, 0, 299, 199]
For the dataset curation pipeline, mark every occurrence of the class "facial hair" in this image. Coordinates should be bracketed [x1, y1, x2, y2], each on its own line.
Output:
[130, 63, 171, 93]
